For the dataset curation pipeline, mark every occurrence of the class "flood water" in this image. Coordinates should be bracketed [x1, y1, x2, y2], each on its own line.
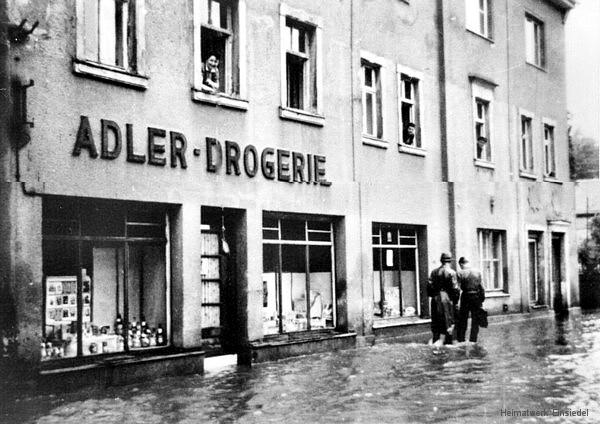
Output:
[2, 311, 600, 424]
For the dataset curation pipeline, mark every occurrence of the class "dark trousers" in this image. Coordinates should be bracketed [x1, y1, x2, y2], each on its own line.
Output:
[457, 297, 481, 342]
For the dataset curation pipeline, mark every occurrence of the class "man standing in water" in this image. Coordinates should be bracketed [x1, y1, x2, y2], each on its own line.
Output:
[427, 253, 459, 346]
[456, 257, 486, 343]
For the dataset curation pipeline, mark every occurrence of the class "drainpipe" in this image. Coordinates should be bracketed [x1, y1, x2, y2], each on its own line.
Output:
[436, 0, 457, 260]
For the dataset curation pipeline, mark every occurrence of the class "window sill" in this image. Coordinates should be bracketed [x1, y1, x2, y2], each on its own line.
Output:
[279, 107, 325, 127]
[474, 159, 495, 170]
[398, 144, 426, 157]
[526, 61, 547, 72]
[544, 176, 563, 184]
[372, 316, 430, 329]
[466, 28, 494, 43]
[486, 290, 510, 298]
[519, 170, 538, 180]
[192, 89, 249, 111]
[72, 59, 148, 90]
[362, 135, 389, 149]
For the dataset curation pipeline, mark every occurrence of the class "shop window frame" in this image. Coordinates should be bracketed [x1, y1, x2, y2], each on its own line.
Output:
[74, 0, 148, 89]
[371, 223, 423, 320]
[261, 214, 336, 335]
[41, 197, 171, 363]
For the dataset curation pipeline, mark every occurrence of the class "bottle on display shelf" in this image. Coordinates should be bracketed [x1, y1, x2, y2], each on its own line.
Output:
[46, 342, 53, 357]
[141, 315, 147, 332]
[115, 314, 124, 335]
[156, 324, 165, 346]
[150, 328, 157, 346]
[117, 335, 124, 351]
[140, 332, 149, 348]
[40, 342, 47, 359]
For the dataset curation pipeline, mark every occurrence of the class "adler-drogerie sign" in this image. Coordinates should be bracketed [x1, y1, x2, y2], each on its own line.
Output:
[72, 116, 331, 186]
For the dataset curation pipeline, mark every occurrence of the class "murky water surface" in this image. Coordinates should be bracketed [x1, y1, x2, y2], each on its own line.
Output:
[2, 312, 600, 424]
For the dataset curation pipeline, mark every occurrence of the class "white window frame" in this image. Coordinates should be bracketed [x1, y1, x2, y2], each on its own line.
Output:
[519, 108, 535, 177]
[477, 229, 506, 292]
[397, 64, 425, 155]
[465, 0, 492, 39]
[192, 0, 248, 110]
[361, 61, 381, 139]
[279, 4, 324, 126]
[525, 13, 545, 69]
[360, 51, 389, 148]
[542, 118, 557, 178]
[74, 0, 148, 89]
[471, 82, 494, 167]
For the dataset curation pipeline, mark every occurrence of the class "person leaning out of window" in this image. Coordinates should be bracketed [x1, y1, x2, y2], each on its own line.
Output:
[403, 122, 416, 145]
[201, 54, 220, 93]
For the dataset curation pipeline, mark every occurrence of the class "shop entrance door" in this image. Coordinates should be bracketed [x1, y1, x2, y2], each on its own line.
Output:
[200, 208, 242, 355]
[551, 234, 566, 314]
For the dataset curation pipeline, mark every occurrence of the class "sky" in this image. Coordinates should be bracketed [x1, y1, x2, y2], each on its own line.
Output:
[566, 0, 600, 141]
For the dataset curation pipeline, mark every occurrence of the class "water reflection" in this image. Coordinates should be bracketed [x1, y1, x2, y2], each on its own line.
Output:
[3, 312, 600, 424]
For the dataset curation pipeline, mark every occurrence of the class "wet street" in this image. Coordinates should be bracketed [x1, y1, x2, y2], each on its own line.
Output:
[2, 311, 600, 424]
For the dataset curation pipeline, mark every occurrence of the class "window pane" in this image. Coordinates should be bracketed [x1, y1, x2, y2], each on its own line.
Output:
[42, 241, 79, 361]
[525, 18, 535, 63]
[287, 54, 304, 109]
[281, 219, 305, 241]
[98, 0, 117, 65]
[82, 245, 126, 356]
[281, 244, 307, 332]
[127, 244, 167, 350]
[382, 249, 400, 317]
[309, 246, 334, 328]
[400, 248, 418, 316]
[364, 67, 372, 87]
[262, 244, 279, 335]
[465, 0, 479, 32]
[373, 248, 382, 316]
[403, 79, 412, 100]
[365, 92, 374, 135]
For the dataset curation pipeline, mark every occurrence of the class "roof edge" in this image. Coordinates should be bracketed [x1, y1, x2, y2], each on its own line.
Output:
[546, 0, 577, 11]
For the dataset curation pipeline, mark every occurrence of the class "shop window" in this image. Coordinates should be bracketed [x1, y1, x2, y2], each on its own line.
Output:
[399, 70, 422, 148]
[543, 121, 556, 177]
[372, 224, 420, 319]
[279, 4, 323, 125]
[74, 0, 147, 88]
[361, 60, 382, 139]
[477, 229, 506, 291]
[525, 14, 545, 68]
[41, 197, 169, 361]
[520, 112, 534, 173]
[528, 232, 546, 306]
[465, 0, 492, 39]
[262, 215, 335, 335]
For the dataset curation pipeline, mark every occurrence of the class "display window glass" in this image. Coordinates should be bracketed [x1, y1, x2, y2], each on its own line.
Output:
[41, 197, 170, 361]
[372, 224, 420, 319]
[262, 215, 335, 335]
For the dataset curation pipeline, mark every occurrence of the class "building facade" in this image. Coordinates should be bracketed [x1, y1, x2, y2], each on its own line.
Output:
[0, 0, 577, 383]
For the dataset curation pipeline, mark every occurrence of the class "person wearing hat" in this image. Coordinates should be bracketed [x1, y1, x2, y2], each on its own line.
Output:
[456, 257, 486, 343]
[427, 252, 459, 347]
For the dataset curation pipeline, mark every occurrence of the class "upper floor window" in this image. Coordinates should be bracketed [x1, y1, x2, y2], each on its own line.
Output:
[399, 72, 421, 148]
[466, 0, 492, 39]
[525, 14, 545, 68]
[478, 229, 506, 291]
[362, 61, 382, 139]
[543, 121, 556, 177]
[74, 0, 147, 88]
[474, 98, 491, 161]
[520, 112, 534, 173]
[279, 4, 323, 125]
[193, 0, 248, 109]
